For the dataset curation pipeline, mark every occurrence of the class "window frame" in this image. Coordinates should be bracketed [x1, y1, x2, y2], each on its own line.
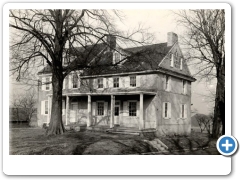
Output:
[180, 104, 187, 119]
[128, 101, 137, 117]
[164, 102, 168, 118]
[113, 77, 119, 88]
[45, 100, 48, 115]
[45, 77, 50, 91]
[129, 76, 136, 87]
[72, 73, 78, 89]
[114, 52, 121, 64]
[97, 78, 104, 89]
[114, 101, 120, 116]
[97, 101, 104, 116]
[163, 102, 171, 119]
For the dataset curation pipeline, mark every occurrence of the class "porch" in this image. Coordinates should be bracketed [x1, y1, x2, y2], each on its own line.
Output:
[47, 91, 157, 131]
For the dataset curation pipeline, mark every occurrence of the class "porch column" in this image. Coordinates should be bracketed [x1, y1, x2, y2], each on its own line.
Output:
[140, 93, 144, 130]
[87, 95, 91, 127]
[110, 95, 115, 128]
[66, 96, 69, 125]
[47, 96, 51, 124]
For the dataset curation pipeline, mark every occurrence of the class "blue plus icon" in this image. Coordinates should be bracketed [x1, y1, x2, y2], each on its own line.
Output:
[217, 135, 238, 156]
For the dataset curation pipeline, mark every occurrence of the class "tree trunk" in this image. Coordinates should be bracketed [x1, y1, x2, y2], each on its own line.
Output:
[212, 66, 225, 138]
[46, 72, 65, 135]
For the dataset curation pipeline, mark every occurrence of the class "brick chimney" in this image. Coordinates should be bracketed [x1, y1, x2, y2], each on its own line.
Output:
[167, 32, 178, 47]
[106, 34, 116, 51]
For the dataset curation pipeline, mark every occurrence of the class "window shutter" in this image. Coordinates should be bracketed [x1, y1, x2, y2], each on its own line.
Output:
[119, 77, 123, 87]
[180, 58, 183, 70]
[42, 77, 46, 91]
[108, 78, 113, 88]
[163, 75, 166, 90]
[136, 76, 140, 87]
[92, 102, 96, 116]
[123, 101, 128, 116]
[63, 78, 66, 89]
[125, 77, 130, 88]
[103, 78, 107, 88]
[137, 101, 140, 116]
[68, 75, 72, 89]
[180, 104, 182, 118]
[62, 100, 65, 115]
[184, 82, 187, 94]
[184, 104, 187, 119]
[162, 102, 165, 118]
[49, 77, 52, 90]
[168, 102, 171, 119]
[171, 54, 174, 67]
[104, 102, 108, 116]
[77, 74, 80, 88]
[168, 76, 171, 91]
[41, 101, 45, 115]
[93, 79, 98, 89]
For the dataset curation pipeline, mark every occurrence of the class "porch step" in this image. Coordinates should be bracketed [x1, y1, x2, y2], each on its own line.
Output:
[105, 128, 141, 135]
[87, 126, 109, 132]
[107, 131, 140, 136]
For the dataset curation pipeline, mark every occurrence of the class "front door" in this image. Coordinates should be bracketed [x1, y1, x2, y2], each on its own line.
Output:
[114, 101, 120, 125]
[70, 103, 78, 123]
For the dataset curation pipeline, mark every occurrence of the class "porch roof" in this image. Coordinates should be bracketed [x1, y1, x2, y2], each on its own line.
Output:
[48, 91, 157, 97]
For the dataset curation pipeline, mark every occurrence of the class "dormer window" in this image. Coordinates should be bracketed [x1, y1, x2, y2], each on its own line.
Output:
[114, 52, 121, 64]
[72, 73, 78, 88]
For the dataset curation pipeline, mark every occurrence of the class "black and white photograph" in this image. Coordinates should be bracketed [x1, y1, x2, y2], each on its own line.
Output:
[8, 8, 225, 155]
[2, 2, 234, 176]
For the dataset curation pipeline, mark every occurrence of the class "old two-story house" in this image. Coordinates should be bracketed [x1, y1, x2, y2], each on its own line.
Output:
[37, 32, 196, 135]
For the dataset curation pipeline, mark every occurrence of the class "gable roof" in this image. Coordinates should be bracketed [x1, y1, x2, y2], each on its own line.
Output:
[38, 41, 195, 81]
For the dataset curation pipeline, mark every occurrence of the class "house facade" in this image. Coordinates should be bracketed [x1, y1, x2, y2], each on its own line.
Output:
[37, 32, 196, 135]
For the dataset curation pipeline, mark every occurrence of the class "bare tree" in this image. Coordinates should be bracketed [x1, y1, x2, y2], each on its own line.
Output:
[11, 89, 37, 125]
[175, 10, 225, 138]
[9, 9, 152, 135]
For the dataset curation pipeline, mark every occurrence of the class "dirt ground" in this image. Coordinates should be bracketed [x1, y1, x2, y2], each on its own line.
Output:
[9, 127, 220, 155]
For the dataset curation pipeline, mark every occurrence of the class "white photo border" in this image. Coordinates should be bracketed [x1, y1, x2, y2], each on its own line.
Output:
[3, 2, 231, 175]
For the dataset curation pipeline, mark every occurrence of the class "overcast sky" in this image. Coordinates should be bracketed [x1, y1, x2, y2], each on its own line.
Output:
[9, 9, 216, 115]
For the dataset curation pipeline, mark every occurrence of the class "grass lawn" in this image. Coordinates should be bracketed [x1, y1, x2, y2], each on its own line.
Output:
[9, 128, 219, 155]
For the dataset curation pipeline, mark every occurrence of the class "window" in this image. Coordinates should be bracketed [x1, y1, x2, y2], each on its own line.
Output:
[72, 73, 78, 88]
[45, 101, 48, 115]
[163, 102, 171, 119]
[98, 78, 103, 88]
[164, 102, 168, 118]
[130, 76, 136, 87]
[45, 77, 50, 90]
[115, 53, 121, 64]
[182, 80, 187, 94]
[165, 75, 170, 91]
[115, 101, 120, 116]
[129, 102, 137, 116]
[97, 102, 104, 116]
[181, 104, 184, 118]
[114, 107, 119, 116]
[113, 77, 119, 88]
[180, 104, 187, 119]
